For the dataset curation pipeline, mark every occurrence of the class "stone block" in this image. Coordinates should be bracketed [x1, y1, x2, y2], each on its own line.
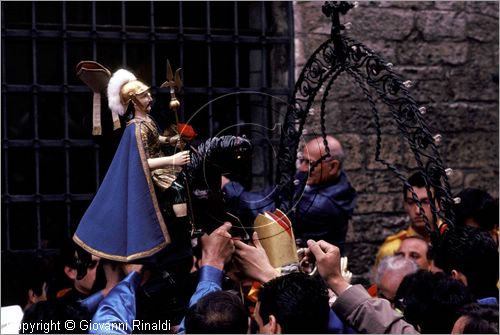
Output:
[349, 170, 407, 195]
[401, 140, 425, 170]
[295, 33, 328, 69]
[449, 66, 499, 102]
[366, 134, 402, 170]
[434, 1, 466, 11]
[374, 1, 434, 9]
[390, 66, 452, 104]
[423, 102, 499, 133]
[320, 100, 395, 135]
[320, 73, 367, 103]
[468, 42, 499, 69]
[466, 2, 499, 18]
[397, 66, 446, 81]
[416, 10, 467, 41]
[396, 42, 468, 65]
[355, 40, 398, 64]
[465, 103, 499, 132]
[423, 102, 472, 132]
[335, 133, 364, 171]
[445, 168, 465, 191]
[464, 171, 499, 198]
[306, 100, 343, 134]
[347, 8, 415, 41]
[356, 192, 403, 213]
[344, 242, 379, 279]
[347, 213, 408, 243]
[444, 132, 499, 169]
[466, 14, 499, 42]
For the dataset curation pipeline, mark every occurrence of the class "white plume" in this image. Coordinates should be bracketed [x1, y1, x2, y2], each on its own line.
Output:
[107, 69, 137, 116]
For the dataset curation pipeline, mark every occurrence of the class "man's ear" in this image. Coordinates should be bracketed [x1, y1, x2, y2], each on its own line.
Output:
[27, 289, 37, 304]
[64, 265, 77, 281]
[329, 160, 341, 178]
[451, 269, 468, 286]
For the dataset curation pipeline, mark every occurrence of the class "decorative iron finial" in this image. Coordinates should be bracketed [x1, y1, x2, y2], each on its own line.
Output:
[322, 1, 355, 63]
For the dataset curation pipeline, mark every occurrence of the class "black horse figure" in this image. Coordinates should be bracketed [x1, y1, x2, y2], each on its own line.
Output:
[135, 135, 252, 328]
[186, 135, 253, 239]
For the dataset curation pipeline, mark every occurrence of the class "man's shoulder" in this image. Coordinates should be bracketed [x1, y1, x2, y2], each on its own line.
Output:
[384, 229, 411, 243]
[377, 229, 410, 257]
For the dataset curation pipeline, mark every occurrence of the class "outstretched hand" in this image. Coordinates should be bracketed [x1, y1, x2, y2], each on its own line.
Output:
[306, 239, 350, 295]
[171, 150, 190, 166]
[233, 231, 279, 283]
[200, 222, 235, 271]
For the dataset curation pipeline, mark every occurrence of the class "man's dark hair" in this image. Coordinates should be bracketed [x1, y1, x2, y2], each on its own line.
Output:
[184, 291, 248, 334]
[433, 225, 499, 300]
[21, 300, 90, 334]
[457, 303, 499, 334]
[395, 270, 474, 334]
[60, 240, 93, 280]
[403, 171, 428, 201]
[403, 170, 444, 202]
[257, 272, 330, 334]
[454, 188, 498, 231]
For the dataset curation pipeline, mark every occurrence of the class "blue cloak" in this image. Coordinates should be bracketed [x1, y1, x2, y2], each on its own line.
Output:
[73, 123, 171, 261]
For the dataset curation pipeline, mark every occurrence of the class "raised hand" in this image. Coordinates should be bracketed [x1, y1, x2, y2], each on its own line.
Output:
[306, 239, 350, 295]
[200, 222, 235, 270]
[233, 231, 279, 283]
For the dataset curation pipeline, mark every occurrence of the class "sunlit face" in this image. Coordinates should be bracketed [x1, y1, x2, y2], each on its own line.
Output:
[298, 143, 337, 186]
[377, 271, 402, 307]
[404, 187, 435, 236]
[134, 91, 153, 113]
[395, 238, 430, 270]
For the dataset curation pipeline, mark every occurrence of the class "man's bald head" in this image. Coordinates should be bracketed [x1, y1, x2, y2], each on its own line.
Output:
[299, 136, 345, 185]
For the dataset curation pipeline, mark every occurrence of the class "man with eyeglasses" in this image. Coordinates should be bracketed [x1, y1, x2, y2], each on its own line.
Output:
[222, 135, 357, 253]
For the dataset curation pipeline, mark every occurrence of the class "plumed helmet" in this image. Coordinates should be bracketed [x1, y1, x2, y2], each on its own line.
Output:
[107, 69, 150, 116]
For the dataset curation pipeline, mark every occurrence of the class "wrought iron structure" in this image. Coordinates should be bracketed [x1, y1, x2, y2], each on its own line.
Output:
[276, 1, 455, 241]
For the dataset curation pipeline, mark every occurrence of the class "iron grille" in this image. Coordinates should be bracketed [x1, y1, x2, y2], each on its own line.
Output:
[1, 1, 295, 256]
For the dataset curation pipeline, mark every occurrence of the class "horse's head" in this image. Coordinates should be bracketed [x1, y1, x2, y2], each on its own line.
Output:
[188, 135, 253, 179]
[187, 135, 253, 239]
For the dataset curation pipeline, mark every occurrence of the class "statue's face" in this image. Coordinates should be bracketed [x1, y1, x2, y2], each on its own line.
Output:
[134, 91, 153, 113]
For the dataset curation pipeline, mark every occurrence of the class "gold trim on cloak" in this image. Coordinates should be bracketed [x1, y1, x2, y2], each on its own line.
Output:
[73, 235, 168, 262]
[73, 121, 171, 261]
[134, 121, 172, 243]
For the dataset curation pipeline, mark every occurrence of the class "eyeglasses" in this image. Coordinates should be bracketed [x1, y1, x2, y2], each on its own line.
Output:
[298, 156, 334, 166]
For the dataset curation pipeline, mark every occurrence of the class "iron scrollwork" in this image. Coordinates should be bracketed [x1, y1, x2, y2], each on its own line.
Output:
[276, 1, 455, 242]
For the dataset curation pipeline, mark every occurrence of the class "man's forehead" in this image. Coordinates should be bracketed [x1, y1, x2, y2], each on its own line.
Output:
[302, 143, 322, 158]
[400, 238, 428, 251]
[406, 186, 434, 198]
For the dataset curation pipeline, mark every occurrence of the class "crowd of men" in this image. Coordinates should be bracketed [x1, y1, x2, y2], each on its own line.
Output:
[2, 135, 498, 334]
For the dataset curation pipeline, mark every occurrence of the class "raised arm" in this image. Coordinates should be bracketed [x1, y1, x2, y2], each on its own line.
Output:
[307, 240, 418, 334]
[147, 150, 190, 170]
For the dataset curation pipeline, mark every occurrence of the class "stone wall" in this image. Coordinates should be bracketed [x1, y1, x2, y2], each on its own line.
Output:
[294, 1, 499, 284]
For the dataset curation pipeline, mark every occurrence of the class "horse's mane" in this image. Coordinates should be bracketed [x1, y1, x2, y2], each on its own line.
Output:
[187, 135, 252, 180]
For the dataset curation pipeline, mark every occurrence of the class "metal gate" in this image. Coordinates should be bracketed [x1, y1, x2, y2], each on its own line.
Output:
[1, 1, 295, 256]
